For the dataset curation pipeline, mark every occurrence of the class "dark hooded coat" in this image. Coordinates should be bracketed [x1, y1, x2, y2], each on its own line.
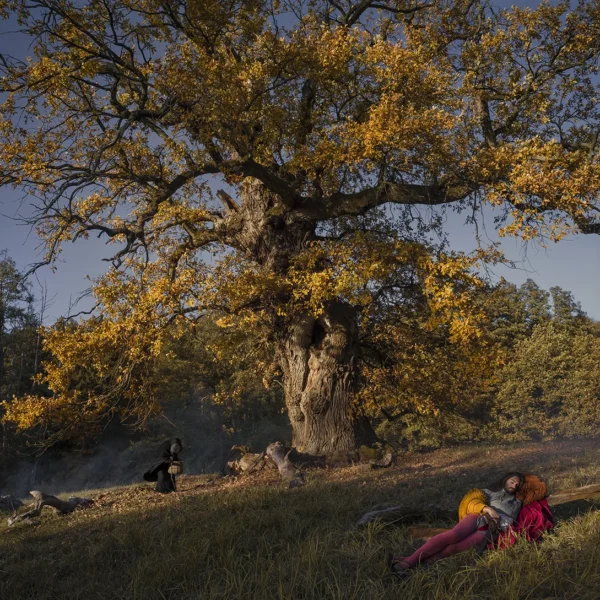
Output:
[143, 438, 182, 493]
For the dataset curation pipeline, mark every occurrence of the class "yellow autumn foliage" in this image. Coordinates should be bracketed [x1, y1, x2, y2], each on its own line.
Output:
[2, 0, 600, 446]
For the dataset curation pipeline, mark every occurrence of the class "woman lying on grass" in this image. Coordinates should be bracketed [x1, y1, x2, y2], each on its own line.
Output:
[388, 471, 551, 577]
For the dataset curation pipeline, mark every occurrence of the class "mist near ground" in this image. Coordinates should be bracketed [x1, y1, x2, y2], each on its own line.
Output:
[0, 393, 290, 499]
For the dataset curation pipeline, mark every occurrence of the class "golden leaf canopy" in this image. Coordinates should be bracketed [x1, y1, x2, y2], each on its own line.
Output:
[2, 0, 600, 440]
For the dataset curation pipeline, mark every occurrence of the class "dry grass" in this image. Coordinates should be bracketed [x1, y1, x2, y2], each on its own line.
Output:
[1, 438, 599, 600]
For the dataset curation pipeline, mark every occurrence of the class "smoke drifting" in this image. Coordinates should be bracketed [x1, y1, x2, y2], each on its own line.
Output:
[0, 395, 290, 499]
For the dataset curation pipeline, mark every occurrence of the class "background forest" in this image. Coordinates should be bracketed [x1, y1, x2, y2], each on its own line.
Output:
[1, 248, 599, 495]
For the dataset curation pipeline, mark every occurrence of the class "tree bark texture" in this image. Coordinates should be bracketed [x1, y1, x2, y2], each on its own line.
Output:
[234, 179, 372, 456]
[277, 301, 361, 455]
[232, 178, 314, 272]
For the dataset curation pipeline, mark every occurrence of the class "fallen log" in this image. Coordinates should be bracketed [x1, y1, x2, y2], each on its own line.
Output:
[223, 445, 273, 476]
[546, 483, 600, 506]
[8, 491, 93, 526]
[223, 443, 308, 487]
[225, 442, 388, 484]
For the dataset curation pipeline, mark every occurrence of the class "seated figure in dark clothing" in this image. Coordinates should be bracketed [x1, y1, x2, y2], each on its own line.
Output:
[143, 438, 182, 493]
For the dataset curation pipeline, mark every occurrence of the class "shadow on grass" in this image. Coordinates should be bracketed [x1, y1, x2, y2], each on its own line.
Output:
[0, 438, 598, 600]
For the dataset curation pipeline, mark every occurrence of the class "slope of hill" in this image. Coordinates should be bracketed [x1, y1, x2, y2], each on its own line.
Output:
[1, 438, 599, 600]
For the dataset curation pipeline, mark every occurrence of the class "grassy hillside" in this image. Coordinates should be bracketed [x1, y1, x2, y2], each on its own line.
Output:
[1, 439, 599, 600]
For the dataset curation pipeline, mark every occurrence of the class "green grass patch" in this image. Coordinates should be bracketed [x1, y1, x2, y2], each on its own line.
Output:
[1, 439, 599, 600]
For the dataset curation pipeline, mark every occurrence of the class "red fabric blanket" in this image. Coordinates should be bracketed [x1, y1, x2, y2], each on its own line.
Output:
[492, 499, 554, 549]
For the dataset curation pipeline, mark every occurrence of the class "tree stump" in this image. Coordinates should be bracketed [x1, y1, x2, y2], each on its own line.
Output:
[266, 442, 305, 487]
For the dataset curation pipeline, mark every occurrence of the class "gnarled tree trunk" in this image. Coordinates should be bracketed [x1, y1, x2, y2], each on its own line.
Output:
[234, 179, 376, 456]
[277, 300, 369, 455]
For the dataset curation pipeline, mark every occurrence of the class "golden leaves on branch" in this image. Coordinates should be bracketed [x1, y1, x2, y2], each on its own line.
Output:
[4, 0, 600, 442]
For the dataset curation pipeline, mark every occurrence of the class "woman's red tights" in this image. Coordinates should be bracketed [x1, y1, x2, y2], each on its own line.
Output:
[401, 513, 486, 567]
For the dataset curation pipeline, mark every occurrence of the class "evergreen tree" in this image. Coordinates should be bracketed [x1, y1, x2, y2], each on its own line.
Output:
[486, 280, 528, 348]
[519, 279, 551, 333]
[0, 252, 33, 403]
[0, 251, 34, 463]
[493, 322, 600, 440]
[550, 286, 588, 330]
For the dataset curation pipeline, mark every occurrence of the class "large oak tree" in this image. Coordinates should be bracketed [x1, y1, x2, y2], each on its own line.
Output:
[2, 0, 600, 454]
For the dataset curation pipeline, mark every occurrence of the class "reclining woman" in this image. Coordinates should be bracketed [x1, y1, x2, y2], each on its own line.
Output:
[388, 471, 547, 576]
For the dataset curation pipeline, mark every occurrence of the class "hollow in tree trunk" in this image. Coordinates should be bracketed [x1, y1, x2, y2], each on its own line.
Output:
[234, 179, 377, 456]
[277, 300, 375, 455]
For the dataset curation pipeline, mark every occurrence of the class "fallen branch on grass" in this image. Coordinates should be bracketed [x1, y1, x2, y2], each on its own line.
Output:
[223, 443, 324, 485]
[223, 443, 391, 486]
[546, 483, 600, 506]
[7, 491, 94, 526]
[357, 506, 456, 527]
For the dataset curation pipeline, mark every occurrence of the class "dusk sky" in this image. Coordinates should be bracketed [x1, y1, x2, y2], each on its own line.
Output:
[1, 1, 599, 322]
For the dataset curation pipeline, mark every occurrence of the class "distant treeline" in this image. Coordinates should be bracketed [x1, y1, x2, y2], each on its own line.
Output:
[373, 278, 600, 449]
[0, 252, 46, 470]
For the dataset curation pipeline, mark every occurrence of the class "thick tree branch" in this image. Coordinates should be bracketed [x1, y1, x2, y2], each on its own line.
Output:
[216, 189, 240, 213]
[476, 96, 497, 148]
[297, 180, 478, 220]
[232, 160, 301, 208]
[295, 78, 316, 150]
